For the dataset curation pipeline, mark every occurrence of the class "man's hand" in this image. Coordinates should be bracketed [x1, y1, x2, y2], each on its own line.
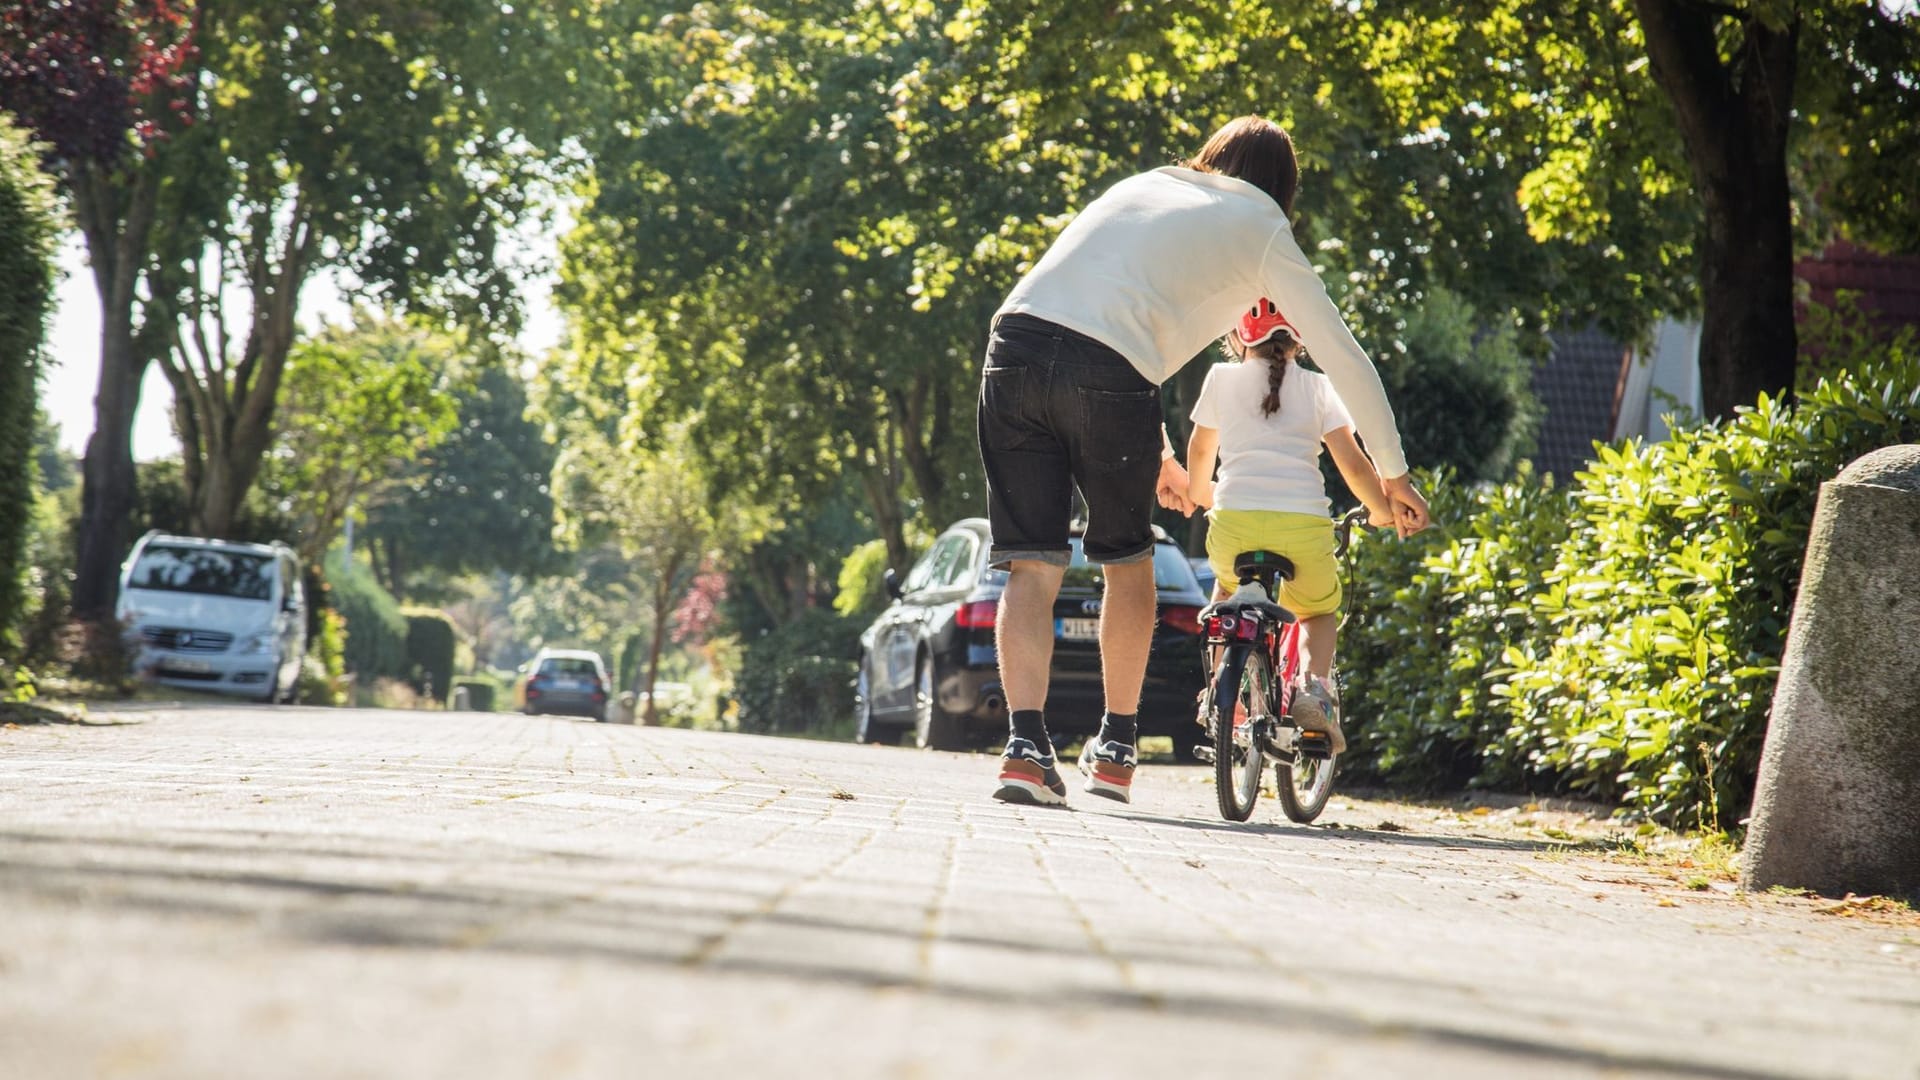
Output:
[1157, 457, 1194, 515]
[1380, 473, 1431, 538]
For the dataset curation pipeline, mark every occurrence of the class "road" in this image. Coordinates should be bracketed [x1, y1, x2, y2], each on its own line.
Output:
[0, 706, 1915, 1079]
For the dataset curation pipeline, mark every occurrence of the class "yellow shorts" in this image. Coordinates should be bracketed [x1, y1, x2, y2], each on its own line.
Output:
[1205, 509, 1342, 618]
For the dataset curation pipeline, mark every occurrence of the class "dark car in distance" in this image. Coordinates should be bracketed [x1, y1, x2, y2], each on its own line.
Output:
[854, 518, 1209, 758]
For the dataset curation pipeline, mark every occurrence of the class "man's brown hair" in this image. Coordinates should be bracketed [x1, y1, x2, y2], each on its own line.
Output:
[1186, 116, 1299, 216]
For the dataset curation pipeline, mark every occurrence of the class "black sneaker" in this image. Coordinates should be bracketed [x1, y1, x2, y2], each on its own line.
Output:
[993, 737, 1069, 806]
[1076, 738, 1136, 803]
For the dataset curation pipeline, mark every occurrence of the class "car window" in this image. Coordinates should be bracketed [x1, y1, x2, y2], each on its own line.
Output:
[127, 545, 274, 601]
[908, 534, 968, 595]
[937, 534, 979, 589]
[539, 658, 600, 677]
[900, 542, 942, 594]
[1059, 539, 1200, 592]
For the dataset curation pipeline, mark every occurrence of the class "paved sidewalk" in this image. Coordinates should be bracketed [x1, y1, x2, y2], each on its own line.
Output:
[0, 707, 1915, 1080]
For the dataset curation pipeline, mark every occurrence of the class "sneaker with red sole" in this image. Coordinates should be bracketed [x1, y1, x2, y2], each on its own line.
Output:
[1076, 738, 1136, 803]
[993, 737, 1069, 806]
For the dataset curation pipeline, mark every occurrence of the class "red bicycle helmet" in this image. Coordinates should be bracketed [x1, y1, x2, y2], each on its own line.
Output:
[1235, 298, 1300, 348]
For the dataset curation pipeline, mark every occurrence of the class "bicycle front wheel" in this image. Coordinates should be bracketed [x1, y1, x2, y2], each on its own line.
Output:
[1213, 646, 1270, 822]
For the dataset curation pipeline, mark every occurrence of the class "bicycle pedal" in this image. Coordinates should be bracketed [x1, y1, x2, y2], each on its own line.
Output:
[1193, 744, 1218, 765]
[1297, 732, 1334, 760]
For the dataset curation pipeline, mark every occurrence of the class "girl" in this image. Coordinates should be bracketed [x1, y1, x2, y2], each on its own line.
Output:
[1184, 299, 1398, 753]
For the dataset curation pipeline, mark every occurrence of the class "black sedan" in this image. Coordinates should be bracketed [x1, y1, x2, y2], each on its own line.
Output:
[854, 518, 1210, 758]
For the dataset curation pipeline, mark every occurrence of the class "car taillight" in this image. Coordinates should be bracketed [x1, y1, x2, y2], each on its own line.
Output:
[955, 599, 998, 629]
[1161, 605, 1203, 635]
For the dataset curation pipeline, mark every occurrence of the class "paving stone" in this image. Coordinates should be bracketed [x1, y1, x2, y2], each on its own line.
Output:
[0, 706, 1916, 1079]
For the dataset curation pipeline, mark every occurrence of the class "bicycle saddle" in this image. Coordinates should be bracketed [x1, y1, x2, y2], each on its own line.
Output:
[1233, 550, 1296, 583]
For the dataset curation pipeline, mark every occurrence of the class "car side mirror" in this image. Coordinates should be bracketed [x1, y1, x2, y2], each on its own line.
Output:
[884, 568, 903, 600]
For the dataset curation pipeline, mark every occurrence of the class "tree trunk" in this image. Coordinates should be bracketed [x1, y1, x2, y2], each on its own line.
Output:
[1633, 0, 1800, 418]
[68, 161, 162, 619]
[72, 333, 147, 619]
[643, 582, 670, 726]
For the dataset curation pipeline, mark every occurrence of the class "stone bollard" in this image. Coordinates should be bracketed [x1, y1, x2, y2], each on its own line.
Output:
[1742, 445, 1920, 901]
[451, 685, 471, 712]
[611, 691, 638, 725]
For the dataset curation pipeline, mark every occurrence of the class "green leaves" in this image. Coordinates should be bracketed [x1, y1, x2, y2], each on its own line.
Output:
[1344, 324, 1920, 827]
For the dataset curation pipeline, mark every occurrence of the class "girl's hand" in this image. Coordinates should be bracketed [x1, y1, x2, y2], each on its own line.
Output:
[1365, 500, 1396, 529]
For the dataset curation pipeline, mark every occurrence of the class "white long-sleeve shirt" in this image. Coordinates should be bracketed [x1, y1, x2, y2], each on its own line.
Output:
[996, 166, 1408, 477]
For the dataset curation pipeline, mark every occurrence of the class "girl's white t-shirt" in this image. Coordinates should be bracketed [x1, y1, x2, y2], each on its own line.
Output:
[1190, 360, 1352, 518]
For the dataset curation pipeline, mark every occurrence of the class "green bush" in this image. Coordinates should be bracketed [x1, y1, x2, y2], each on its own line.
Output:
[0, 116, 60, 656]
[401, 606, 456, 702]
[1341, 339, 1920, 829]
[1498, 344, 1920, 828]
[734, 607, 863, 736]
[1341, 465, 1571, 792]
[450, 675, 499, 711]
[297, 608, 350, 706]
[326, 550, 409, 681]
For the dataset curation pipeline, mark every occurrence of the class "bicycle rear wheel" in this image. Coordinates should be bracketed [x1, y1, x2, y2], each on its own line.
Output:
[1213, 646, 1270, 822]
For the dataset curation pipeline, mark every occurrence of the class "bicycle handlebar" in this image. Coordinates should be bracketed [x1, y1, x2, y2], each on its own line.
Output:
[1333, 506, 1370, 558]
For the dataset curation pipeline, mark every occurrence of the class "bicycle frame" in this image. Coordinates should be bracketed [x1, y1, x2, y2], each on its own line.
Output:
[1198, 507, 1366, 821]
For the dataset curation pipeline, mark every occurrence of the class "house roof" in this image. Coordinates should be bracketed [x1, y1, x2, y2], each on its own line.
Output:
[1797, 240, 1920, 328]
[1530, 326, 1628, 484]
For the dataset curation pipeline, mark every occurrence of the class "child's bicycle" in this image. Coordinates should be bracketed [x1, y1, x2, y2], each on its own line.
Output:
[1193, 507, 1369, 824]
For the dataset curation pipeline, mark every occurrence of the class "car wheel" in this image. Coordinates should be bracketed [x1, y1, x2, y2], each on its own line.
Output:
[853, 665, 878, 743]
[912, 657, 967, 752]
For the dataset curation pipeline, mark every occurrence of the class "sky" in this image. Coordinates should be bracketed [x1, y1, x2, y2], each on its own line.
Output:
[39, 224, 566, 461]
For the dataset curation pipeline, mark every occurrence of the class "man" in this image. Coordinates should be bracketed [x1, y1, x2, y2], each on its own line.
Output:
[978, 116, 1429, 806]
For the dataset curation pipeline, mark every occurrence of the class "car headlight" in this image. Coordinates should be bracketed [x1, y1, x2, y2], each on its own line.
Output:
[239, 634, 273, 655]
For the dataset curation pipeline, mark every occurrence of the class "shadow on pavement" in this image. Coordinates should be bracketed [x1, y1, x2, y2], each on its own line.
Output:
[0, 827, 1794, 1080]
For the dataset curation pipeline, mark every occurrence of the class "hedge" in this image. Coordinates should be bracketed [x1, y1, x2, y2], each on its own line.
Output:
[401, 606, 456, 702]
[734, 607, 863, 735]
[1342, 339, 1920, 830]
[325, 550, 409, 681]
[450, 675, 500, 712]
[0, 117, 60, 654]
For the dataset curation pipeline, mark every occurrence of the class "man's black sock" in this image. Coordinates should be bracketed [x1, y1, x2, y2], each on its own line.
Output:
[1099, 711, 1138, 746]
[1009, 709, 1050, 752]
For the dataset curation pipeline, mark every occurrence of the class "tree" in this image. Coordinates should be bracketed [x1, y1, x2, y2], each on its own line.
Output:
[551, 420, 748, 725]
[361, 365, 558, 598]
[0, 0, 199, 618]
[258, 320, 459, 566]
[0, 113, 62, 648]
[1338, 0, 1920, 417]
[149, 0, 566, 540]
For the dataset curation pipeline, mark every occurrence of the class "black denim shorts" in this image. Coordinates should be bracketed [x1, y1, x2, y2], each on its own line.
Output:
[976, 313, 1163, 568]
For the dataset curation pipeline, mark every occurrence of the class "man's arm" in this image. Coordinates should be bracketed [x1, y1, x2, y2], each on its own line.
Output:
[1257, 223, 1409, 479]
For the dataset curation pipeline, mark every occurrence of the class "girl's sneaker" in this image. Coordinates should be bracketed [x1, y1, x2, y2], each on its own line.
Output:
[1076, 738, 1137, 803]
[1290, 675, 1345, 755]
[994, 737, 1069, 806]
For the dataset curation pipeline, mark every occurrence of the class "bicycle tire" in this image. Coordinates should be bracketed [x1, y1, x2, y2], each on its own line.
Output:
[1276, 750, 1336, 823]
[1213, 646, 1268, 822]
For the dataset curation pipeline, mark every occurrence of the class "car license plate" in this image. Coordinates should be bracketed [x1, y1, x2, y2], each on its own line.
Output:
[558, 678, 583, 691]
[163, 658, 213, 674]
[1056, 617, 1100, 642]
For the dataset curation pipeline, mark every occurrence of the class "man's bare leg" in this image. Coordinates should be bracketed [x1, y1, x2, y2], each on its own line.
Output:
[993, 559, 1071, 805]
[1076, 557, 1157, 803]
[997, 560, 1065, 714]
[1098, 558, 1156, 716]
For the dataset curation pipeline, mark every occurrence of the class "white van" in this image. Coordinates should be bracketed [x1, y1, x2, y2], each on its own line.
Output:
[114, 531, 307, 704]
